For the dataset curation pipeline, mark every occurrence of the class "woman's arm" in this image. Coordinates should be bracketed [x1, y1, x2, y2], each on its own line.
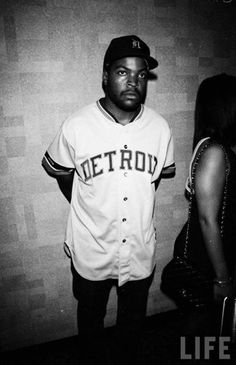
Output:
[194, 145, 232, 299]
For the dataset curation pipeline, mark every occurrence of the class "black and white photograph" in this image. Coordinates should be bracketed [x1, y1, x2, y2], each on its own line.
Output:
[1, 0, 236, 364]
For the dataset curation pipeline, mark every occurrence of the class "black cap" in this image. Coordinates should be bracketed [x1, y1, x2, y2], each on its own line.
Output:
[103, 35, 158, 70]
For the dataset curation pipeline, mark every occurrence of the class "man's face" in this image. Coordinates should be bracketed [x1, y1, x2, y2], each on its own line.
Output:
[103, 57, 148, 111]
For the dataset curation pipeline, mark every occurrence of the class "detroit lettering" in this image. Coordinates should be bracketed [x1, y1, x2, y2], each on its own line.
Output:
[81, 149, 158, 181]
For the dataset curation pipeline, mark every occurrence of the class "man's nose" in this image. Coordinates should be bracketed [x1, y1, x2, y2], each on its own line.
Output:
[127, 74, 138, 87]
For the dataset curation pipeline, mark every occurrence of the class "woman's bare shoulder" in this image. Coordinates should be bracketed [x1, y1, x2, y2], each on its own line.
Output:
[195, 143, 227, 186]
[199, 143, 226, 167]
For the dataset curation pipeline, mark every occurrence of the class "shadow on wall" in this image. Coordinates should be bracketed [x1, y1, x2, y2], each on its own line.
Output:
[0, 0, 236, 352]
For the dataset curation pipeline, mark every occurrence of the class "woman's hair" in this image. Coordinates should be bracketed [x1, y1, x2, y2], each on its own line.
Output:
[193, 73, 236, 149]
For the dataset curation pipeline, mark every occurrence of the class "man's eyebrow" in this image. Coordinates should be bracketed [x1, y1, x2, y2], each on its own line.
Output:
[113, 65, 148, 72]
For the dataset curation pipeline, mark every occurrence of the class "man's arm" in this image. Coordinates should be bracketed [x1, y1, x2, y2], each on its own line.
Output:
[42, 152, 75, 202]
[56, 172, 74, 203]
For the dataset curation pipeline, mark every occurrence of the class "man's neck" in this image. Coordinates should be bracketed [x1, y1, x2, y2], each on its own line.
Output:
[101, 97, 140, 125]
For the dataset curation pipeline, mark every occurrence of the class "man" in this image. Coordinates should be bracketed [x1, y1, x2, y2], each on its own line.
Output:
[42, 35, 175, 365]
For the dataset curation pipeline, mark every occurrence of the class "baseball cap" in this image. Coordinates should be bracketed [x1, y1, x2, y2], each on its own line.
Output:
[103, 35, 158, 70]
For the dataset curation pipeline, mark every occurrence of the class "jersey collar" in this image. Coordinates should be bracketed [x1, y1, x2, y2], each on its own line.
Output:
[97, 98, 144, 125]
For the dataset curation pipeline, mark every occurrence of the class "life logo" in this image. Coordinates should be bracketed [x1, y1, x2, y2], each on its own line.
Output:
[132, 39, 141, 49]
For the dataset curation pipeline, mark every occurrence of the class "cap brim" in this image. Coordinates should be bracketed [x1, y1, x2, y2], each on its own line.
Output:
[147, 56, 158, 70]
[104, 54, 158, 70]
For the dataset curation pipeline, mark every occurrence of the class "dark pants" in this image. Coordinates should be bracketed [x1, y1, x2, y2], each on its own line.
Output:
[72, 265, 155, 365]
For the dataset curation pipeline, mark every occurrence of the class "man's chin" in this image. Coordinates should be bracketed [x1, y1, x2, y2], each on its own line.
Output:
[120, 100, 141, 111]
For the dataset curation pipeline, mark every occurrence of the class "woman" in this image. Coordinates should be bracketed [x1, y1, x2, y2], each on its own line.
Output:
[163, 73, 236, 336]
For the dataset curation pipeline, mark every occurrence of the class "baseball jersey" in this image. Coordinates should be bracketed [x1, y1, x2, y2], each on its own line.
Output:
[42, 100, 175, 286]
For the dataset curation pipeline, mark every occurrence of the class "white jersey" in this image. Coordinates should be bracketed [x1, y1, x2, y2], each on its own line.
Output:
[43, 100, 175, 286]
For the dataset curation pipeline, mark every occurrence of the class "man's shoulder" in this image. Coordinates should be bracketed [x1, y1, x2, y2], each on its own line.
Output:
[66, 102, 97, 123]
[62, 102, 97, 131]
[143, 105, 170, 130]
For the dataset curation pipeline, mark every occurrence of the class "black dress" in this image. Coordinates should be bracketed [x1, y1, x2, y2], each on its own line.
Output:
[174, 139, 236, 280]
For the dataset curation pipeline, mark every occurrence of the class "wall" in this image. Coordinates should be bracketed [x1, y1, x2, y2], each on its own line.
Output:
[0, 0, 235, 352]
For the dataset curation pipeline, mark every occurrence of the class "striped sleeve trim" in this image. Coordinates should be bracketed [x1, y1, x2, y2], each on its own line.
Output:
[161, 162, 176, 177]
[163, 162, 175, 170]
[42, 152, 74, 176]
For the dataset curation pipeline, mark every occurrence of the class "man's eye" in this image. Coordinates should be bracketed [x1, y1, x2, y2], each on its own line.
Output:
[139, 72, 147, 79]
[117, 70, 127, 76]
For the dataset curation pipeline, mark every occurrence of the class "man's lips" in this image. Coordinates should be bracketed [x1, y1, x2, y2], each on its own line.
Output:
[122, 90, 140, 97]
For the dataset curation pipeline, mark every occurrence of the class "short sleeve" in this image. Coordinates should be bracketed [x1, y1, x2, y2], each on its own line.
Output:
[151, 125, 175, 182]
[42, 126, 75, 176]
[163, 129, 175, 168]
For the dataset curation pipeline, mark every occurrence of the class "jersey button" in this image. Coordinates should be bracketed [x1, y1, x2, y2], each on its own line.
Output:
[124, 172, 127, 177]
[123, 197, 128, 201]
[122, 239, 126, 243]
[124, 145, 128, 149]
[122, 218, 126, 222]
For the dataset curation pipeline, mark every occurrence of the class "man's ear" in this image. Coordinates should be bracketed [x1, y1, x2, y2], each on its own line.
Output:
[102, 70, 108, 86]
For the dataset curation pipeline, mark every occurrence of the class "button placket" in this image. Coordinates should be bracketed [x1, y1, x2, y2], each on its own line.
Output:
[119, 131, 130, 279]
[121, 214, 127, 244]
[122, 166, 129, 244]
